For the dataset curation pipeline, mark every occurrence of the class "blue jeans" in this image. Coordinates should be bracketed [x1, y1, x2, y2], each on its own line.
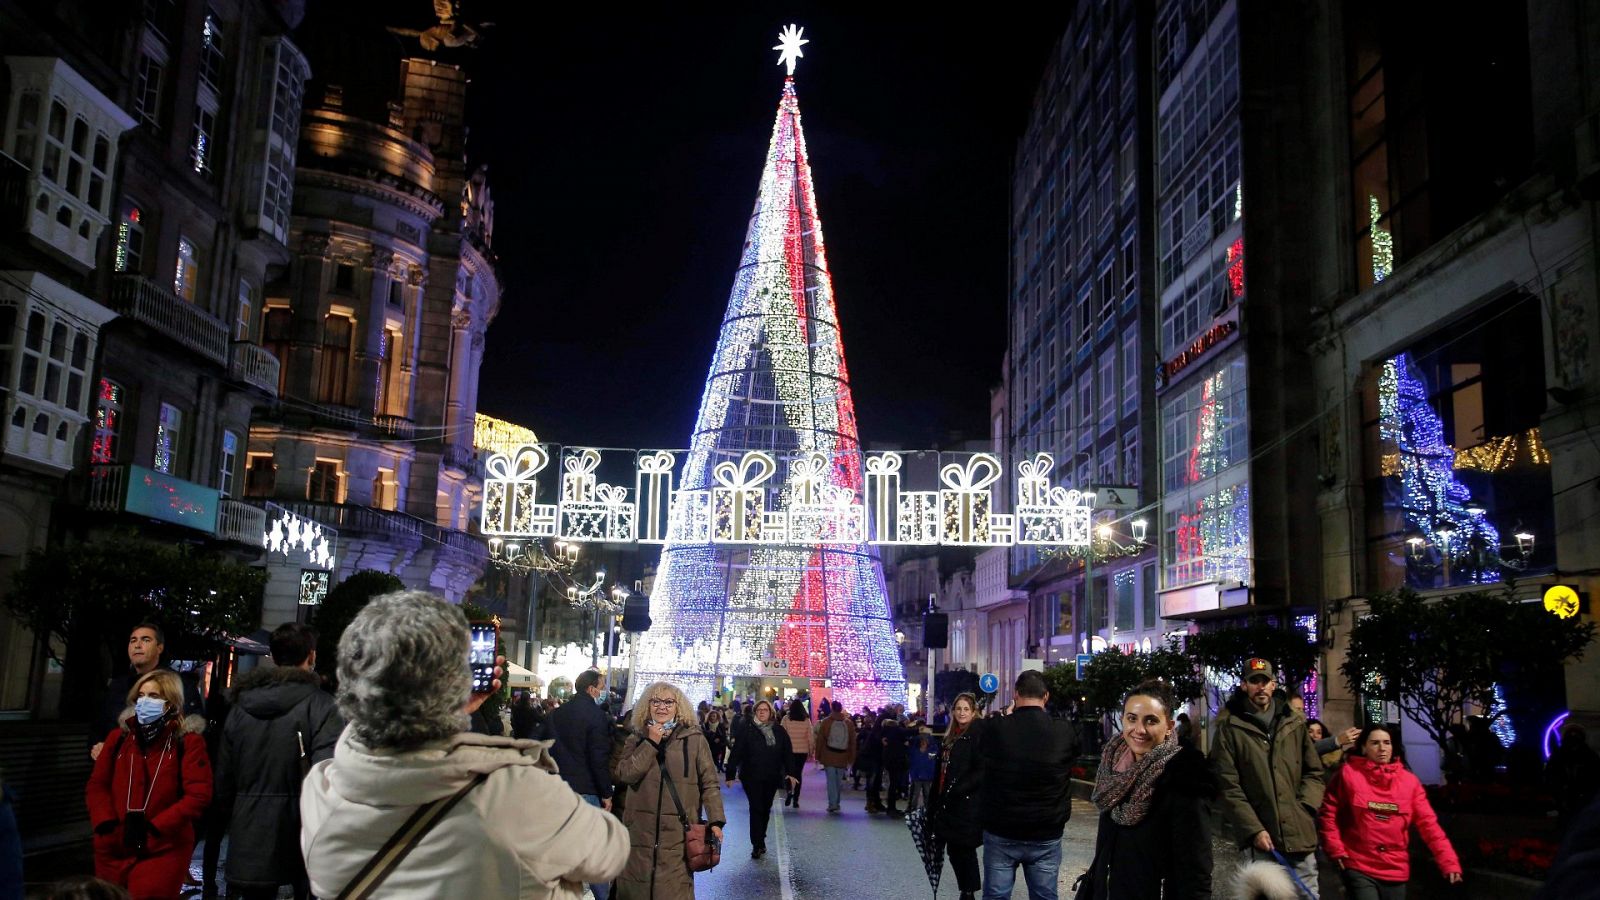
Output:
[580, 794, 611, 900]
[982, 833, 1061, 900]
[824, 765, 845, 810]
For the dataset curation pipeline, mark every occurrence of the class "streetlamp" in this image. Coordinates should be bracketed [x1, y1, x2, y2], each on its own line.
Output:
[487, 536, 582, 672]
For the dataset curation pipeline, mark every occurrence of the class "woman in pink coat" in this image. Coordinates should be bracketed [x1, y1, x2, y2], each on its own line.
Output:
[1319, 725, 1463, 899]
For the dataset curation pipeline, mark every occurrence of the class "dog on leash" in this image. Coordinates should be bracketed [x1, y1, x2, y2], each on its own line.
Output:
[1233, 860, 1302, 900]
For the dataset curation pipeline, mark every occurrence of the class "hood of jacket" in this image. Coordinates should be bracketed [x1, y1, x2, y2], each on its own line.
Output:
[116, 708, 207, 735]
[1342, 754, 1403, 788]
[325, 728, 560, 807]
[231, 665, 322, 719]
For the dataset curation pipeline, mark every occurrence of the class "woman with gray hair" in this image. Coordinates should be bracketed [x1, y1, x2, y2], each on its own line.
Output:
[300, 590, 627, 898]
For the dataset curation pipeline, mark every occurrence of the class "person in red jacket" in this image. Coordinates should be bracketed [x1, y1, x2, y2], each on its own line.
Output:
[85, 669, 212, 899]
[1320, 725, 1463, 899]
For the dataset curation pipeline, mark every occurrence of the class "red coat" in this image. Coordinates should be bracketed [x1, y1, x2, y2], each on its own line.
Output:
[85, 713, 212, 898]
[1319, 755, 1460, 882]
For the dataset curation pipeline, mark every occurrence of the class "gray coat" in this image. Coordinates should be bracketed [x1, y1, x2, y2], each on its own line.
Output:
[214, 665, 341, 887]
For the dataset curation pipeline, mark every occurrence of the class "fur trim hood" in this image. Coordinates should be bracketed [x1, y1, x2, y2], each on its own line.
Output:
[1232, 859, 1300, 900]
[116, 708, 207, 735]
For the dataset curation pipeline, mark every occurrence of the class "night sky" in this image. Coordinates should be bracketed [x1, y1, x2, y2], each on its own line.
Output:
[462, 9, 1072, 449]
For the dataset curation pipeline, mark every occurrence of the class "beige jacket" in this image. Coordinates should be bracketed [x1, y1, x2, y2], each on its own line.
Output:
[611, 723, 725, 900]
[301, 729, 628, 899]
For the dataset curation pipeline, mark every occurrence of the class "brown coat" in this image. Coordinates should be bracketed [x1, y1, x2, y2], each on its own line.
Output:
[611, 722, 726, 900]
[813, 712, 857, 768]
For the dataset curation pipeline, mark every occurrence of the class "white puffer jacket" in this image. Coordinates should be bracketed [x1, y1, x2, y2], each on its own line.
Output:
[301, 728, 628, 899]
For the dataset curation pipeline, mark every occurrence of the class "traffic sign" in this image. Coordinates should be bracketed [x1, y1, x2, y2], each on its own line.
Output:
[1076, 653, 1093, 681]
[979, 672, 999, 694]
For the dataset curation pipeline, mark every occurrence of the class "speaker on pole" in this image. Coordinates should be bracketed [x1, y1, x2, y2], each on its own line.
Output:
[923, 612, 948, 649]
[622, 594, 653, 632]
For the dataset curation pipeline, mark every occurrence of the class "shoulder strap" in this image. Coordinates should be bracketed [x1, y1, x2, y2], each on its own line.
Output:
[659, 747, 692, 828]
[335, 772, 488, 900]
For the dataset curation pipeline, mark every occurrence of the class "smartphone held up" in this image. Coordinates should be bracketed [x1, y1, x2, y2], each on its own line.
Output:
[469, 620, 498, 695]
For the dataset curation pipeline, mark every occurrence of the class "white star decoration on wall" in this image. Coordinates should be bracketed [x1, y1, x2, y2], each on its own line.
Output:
[773, 24, 808, 76]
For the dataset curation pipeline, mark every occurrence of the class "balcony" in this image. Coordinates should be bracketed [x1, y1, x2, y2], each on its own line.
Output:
[110, 274, 229, 367]
[228, 341, 280, 397]
[441, 443, 481, 476]
[216, 498, 267, 547]
[86, 464, 220, 534]
[272, 501, 484, 561]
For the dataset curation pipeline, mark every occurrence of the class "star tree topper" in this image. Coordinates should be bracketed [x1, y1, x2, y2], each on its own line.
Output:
[774, 24, 809, 76]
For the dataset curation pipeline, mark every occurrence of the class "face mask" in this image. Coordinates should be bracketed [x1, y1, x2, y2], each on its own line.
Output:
[134, 696, 167, 724]
[594, 692, 606, 706]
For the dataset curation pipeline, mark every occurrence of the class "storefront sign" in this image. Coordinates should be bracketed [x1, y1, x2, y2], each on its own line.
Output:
[123, 464, 218, 534]
[1160, 306, 1241, 387]
[1544, 585, 1582, 619]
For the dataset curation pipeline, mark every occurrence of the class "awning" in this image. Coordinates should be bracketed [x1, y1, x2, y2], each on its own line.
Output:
[506, 662, 540, 688]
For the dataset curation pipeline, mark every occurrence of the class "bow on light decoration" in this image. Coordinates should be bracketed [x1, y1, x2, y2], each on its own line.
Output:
[562, 449, 602, 503]
[1016, 453, 1054, 506]
[482, 444, 556, 536]
[864, 452, 905, 543]
[788, 452, 830, 505]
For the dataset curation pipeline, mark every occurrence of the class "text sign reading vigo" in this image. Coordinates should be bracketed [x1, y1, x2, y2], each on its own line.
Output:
[480, 448, 1110, 548]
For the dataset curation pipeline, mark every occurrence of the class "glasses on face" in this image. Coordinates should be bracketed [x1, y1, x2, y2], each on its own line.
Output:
[649, 698, 676, 707]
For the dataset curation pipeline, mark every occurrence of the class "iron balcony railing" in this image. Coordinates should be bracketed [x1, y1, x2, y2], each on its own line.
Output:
[216, 498, 267, 547]
[110, 274, 230, 367]
[270, 500, 486, 561]
[228, 341, 281, 397]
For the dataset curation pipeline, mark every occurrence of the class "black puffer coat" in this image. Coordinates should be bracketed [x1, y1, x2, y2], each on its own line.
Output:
[930, 720, 983, 847]
[729, 723, 796, 789]
[1076, 745, 1217, 900]
[213, 666, 341, 888]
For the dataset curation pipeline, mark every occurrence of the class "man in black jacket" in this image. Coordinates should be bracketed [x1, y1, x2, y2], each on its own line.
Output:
[90, 622, 204, 759]
[214, 622, 341, 900]
[977, 669, 1078, 900]
[542, 669, 616, 900]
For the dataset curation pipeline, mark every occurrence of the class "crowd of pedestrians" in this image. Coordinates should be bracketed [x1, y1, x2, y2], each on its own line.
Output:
[8, 604, 1593, 899]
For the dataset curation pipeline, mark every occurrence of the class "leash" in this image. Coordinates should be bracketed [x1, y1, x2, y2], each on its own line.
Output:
[1269, 848, 1317, 900]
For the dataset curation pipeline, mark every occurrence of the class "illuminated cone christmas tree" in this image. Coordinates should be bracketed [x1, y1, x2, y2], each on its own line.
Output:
[634, 28, 907, 709]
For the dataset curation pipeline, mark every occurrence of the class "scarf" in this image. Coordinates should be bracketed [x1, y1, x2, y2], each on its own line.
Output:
[754, 720, 776, 747]
[1091, 731, 1180, 826]
[135, 712, 174, 749]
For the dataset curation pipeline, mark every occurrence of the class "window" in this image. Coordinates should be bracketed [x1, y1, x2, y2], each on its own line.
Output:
[1141, 563, 1158, 629]
[190, 104, 216, 175]
[174, 236, 199, 302]
[154, 402, 182, 474]
[251, 38, 309, 244]
[218, 430, 238, 497]
[17, 312, 44, 397]
[40, 100, 66, 185]
[1161, 353, 1249, 493]
[373, 467, 398, 510]
[376, 326, 401, 415]
[244, 452, 275, 497]
[308, 459, 342, 503]
[1122, 332, 1139, 418]
[235, 280, 253, 341]
[134, 54, 164, 128]
[1122, 431, 1139, 486]
[318, 314, 354, 404]
[1098, 350, 1116, 432]
[199, 13, 225, 92]
[91, 378, 123, 464]
[114, 203, 144, 273]
[261, 306, 292, 394]
[9, 90, 39, 170]
[1114, 570, 1135, 633]
[333, 263, 356, 293]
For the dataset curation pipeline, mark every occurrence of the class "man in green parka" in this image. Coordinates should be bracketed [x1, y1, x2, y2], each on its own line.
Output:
[1210, 657, 1327, 897]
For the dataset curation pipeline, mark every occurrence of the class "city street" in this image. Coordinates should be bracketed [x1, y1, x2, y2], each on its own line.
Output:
[693, 767, 1095, 899]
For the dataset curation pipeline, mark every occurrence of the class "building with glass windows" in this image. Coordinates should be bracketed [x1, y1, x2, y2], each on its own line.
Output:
[1007, 1, 1167, 673]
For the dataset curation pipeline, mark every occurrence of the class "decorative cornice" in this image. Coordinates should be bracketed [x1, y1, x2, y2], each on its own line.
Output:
[296, 167, 445, 221]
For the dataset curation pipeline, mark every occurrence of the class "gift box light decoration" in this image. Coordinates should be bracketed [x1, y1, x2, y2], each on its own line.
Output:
[482, 444, 558, 537]
[557, 448, 638, 543]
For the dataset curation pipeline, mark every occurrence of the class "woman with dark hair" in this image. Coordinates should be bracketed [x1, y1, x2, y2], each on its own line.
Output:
[1306, 718, 1346, 769]
[727, 700, 797, 859]
[780, 699, 813, 808]
[929, 692, 983, 900]
[1077, 679, 1216, 899]
[85, 669, 212, 899]
[1320, 725, 1462, 899]
[703, 708, 728, 773]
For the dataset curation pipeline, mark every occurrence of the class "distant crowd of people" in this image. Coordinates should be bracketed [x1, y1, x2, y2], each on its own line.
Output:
[1, 601, 1596, 899]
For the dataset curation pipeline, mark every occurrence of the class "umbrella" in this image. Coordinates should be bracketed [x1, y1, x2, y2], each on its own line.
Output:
[905, 805, 944, 898]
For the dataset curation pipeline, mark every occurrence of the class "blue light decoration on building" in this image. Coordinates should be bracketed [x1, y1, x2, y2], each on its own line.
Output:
[1379, 352, 1500, 585]
[1488, 683, 1517, 747]
[1294, 613, 1320, 720]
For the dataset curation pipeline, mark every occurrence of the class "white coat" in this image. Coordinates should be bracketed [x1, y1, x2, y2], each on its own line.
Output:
[301, 728, 628, 899]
